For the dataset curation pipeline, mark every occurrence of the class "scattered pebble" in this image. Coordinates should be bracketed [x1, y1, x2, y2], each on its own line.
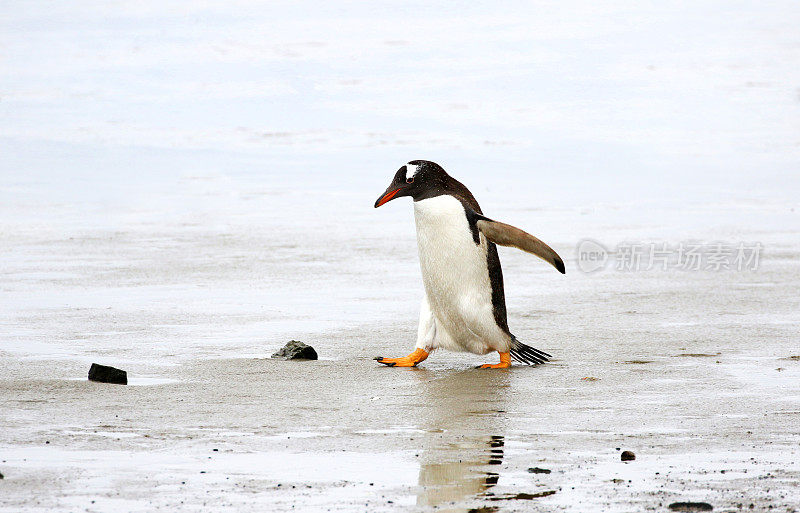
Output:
[0, 471, 4, 479]
[271, 340, 318, 360]
[668, 502, 713, 511]
[88, 363, 127, 385]
[621, 450, 636, 461]
[527, 467, 551, 474]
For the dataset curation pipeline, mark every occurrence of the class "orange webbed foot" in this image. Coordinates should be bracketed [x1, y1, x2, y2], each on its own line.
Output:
[478, 351, 511, 369]
[375, 348, 429, 367]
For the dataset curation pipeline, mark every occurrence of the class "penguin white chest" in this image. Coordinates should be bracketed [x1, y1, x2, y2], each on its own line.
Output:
[413, 195, 502, 353]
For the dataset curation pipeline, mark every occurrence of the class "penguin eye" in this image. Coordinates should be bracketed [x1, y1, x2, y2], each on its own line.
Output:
[406, 177, 414, 184]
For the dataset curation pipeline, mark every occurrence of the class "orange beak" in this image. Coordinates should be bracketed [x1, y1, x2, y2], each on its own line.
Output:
[374, 187, 402, 208]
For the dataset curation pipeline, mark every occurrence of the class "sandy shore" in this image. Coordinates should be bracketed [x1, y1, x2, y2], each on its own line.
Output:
[2, 180, 798, 511]
[3, 1, 800, 510]
[2, 248, 800, 512]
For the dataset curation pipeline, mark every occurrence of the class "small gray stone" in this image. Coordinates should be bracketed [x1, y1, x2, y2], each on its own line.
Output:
[527, 467, 551, 474]
[668, 502, 713, 512]
[271, 340, 318, 360]
[88, 363, 127, 385]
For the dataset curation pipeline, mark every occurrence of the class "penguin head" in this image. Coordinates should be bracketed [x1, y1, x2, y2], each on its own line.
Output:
[374, 160, 447, 207]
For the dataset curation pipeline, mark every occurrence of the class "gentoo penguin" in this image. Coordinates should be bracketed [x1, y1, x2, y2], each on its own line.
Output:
[373, 160, 565, 368]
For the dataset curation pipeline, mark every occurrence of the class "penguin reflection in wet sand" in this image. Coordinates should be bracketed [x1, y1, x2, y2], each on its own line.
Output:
[373, 160, 565, 368]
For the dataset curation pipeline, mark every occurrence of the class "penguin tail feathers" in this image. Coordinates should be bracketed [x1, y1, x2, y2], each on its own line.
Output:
[510, 337, 551, 365]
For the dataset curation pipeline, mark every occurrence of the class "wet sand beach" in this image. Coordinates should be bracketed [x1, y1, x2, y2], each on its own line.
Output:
[2, 1, 800, 511]
[2, 209, 799, 511]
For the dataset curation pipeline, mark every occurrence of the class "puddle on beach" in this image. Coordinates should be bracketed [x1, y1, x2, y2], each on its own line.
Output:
[249, 368, 554, 511]
[65, 376, 179, 386]
[416, 435, 507, 509]
[127, 376, 180, 386]
[413, 433, 556, 510]
[392, 369, 556, 511]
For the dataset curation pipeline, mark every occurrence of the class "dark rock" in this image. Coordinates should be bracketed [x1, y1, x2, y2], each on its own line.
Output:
[88, 363, 127, 385]
[668, 502, 713, 512]
[271, 340, 318, 360]
[527, 467, 551, 474]
[621, 450, 636, 461]
[0, 471, 4, 479]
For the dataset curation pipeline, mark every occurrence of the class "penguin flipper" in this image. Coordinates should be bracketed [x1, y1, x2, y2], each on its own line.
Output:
[476, 218, 566, 274]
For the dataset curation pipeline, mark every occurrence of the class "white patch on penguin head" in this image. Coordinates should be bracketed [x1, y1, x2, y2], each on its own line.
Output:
[406, 162, 420, 180]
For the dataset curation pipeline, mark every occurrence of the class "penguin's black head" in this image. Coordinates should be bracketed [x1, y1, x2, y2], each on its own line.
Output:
[374, 160, 448, 208]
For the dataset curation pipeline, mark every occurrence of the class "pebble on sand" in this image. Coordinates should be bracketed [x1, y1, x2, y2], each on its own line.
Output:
[527, 467, 552, 474]
[271, 340, 318, 360]
[88, 363, 127, 385]
[668, 502, 713, 512]
[620, 450, 636, 461]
